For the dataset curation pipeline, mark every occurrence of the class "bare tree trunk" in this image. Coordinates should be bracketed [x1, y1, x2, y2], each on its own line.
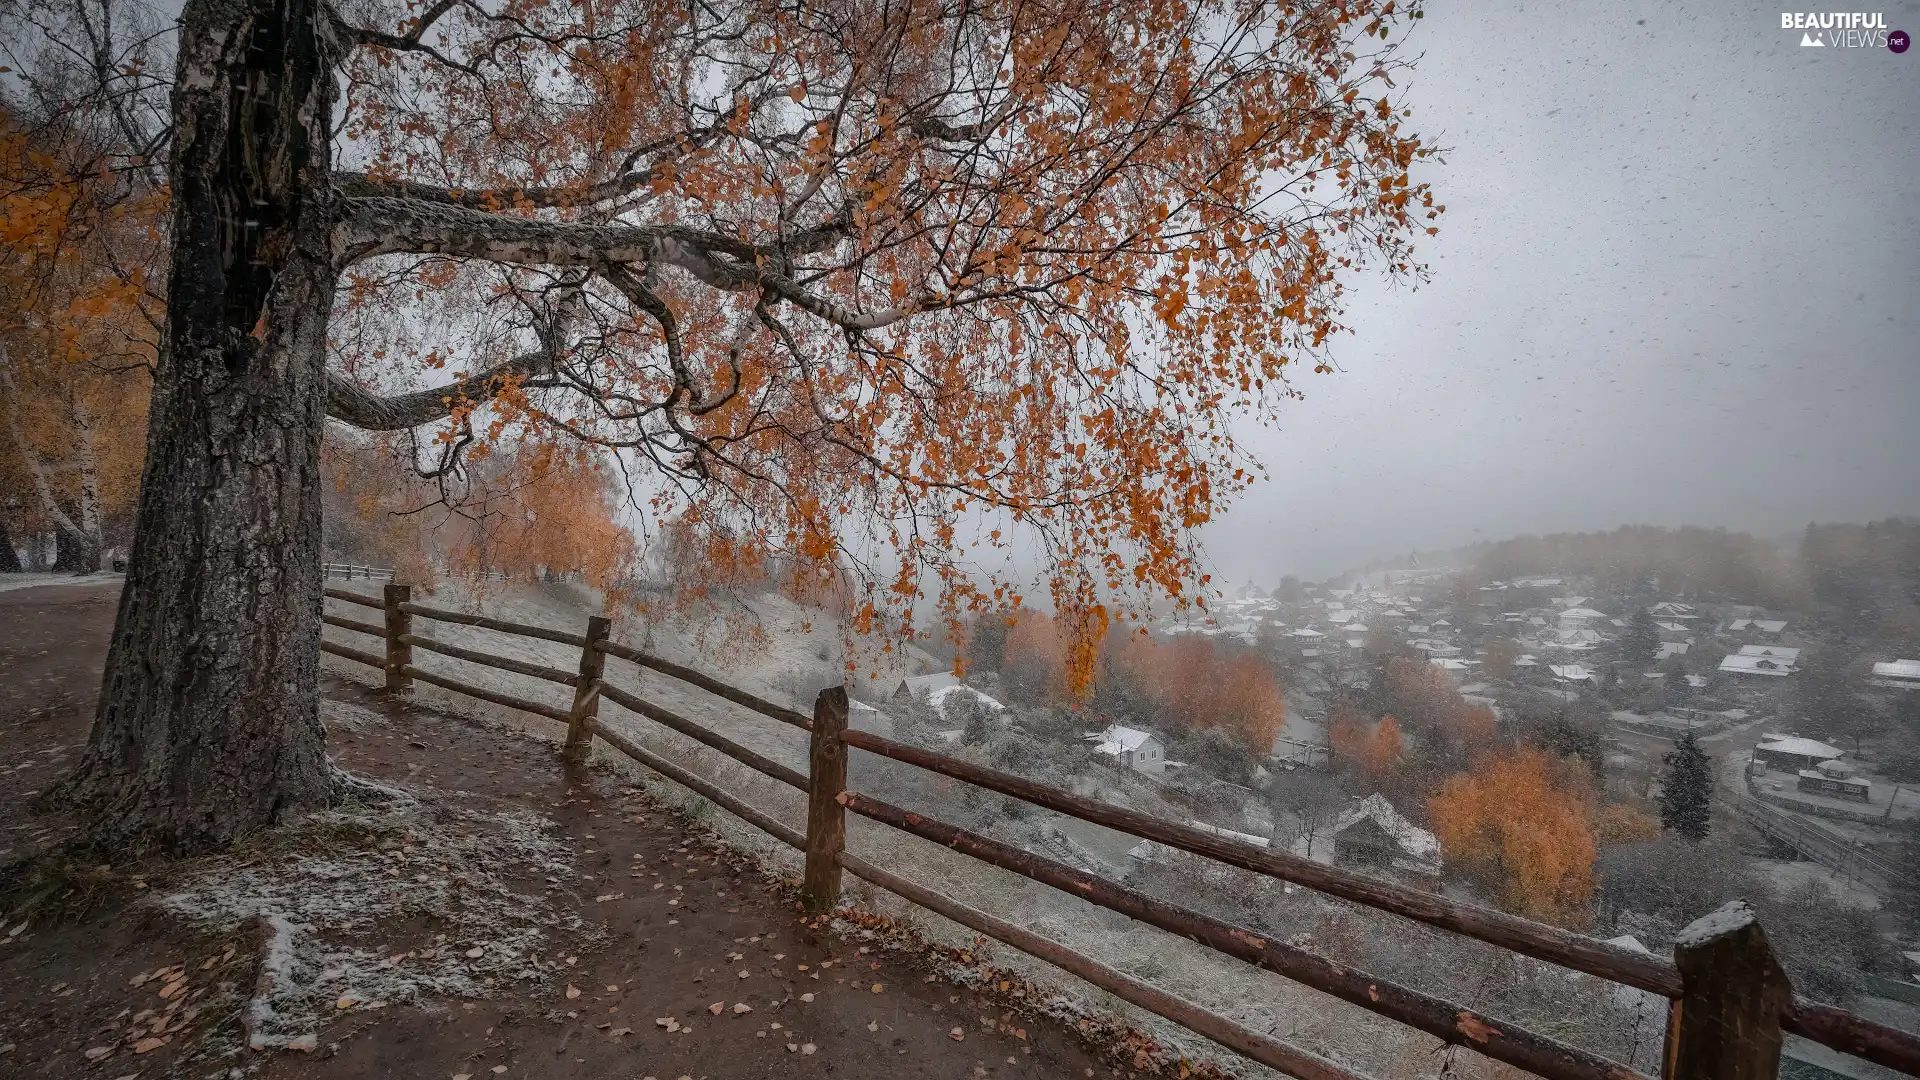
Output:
[53, 0, 339, 855]
[0, 514, 20, 572]
[67, 393, 107, 572]
[0, 345, 89, 554]
[52, 527, 96, 573]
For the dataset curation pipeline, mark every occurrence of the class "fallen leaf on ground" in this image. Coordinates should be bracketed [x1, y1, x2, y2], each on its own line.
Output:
[491, 1067, 507, 1075]
[133, 1038, 165, 1054]
[799, 994, 814, 1003]
[565, 985, 581, 1000]
[83, 1047, 112, 1061]
[737, 970, 749, 979]
[867, 1021, 879, 1032]
[949, 1027, 965, 1041]
[732, 1003, 752, 1015]
[802, 1043, 817, 1055]
[707, 1002, 724, 1015]
[871, 983, 884, 993]
[452, 1073, 473, 1080]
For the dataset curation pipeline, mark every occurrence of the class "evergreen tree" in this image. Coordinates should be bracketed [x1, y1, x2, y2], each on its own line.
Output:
[1622, 608, 1661, 667]
[1663, 659, 1692, 703]
[1658, 731, 1713, 839]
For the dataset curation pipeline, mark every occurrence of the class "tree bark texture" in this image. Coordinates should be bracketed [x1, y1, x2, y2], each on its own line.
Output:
[54, 0, 339, 854]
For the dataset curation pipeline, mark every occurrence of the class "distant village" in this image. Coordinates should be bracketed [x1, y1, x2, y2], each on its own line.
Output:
[849, 554, 1920, 1019]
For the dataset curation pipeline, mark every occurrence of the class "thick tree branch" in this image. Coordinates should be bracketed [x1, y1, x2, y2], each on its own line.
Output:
[325, 348, 552, 430]
[335, 197, 920, 330]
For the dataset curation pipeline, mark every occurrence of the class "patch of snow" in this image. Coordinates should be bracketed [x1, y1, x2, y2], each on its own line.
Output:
[157, 792, 604, 1049]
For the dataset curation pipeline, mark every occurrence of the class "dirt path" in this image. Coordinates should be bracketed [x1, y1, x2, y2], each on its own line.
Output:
[0, 581, 1119, 1080]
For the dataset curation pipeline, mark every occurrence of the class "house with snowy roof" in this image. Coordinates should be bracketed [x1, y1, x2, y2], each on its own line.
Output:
[1295, 794, 1441, 877]
[1086, 725, 1167, 775]
[1719, 645, 1800, 677]
[892, 671, 963, 701]
[1556, 606, 1609, 631]
[1754, 736, 1844, 771]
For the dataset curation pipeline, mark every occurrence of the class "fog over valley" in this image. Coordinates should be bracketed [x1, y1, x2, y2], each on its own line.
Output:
[1202, 0, 1920, 583]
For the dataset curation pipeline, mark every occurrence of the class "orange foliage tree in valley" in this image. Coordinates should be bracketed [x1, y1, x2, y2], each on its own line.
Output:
[1103, 633, 1285, 753]
[1427, 748, 1599, 926]
[1329, 702, 1403, 779]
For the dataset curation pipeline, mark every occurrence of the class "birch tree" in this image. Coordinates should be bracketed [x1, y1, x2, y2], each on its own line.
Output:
[38, 0, 1441, 854]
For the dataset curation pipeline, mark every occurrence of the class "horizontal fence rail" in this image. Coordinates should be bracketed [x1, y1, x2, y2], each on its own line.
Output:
[594, 638, 813, 730]
[835, 849, 1370, 1080]
[839, 726, 1682, 998]
[316, 586, 1920, 1080]
[838, 789, 1650, 1080]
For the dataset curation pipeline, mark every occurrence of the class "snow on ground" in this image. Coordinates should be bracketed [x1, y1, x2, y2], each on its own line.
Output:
[158, 714, 602, 1052]
[0, 571, 122, 594]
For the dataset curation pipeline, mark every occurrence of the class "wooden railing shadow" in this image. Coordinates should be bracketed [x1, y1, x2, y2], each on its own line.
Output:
[320, 583, 1920, 1080]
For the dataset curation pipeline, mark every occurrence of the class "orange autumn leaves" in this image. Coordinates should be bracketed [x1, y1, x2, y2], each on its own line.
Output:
[328, 0, 1442, 694]
[1329, 658, 1494, 779]
[1328, 657, 1605, 925]
[323, 437, 636, 596]
[1114, 636, 1288, 754]
[1428, 749, 1599, 926]
[999, 614, 1285, 754]
[1329, 705, 1402, 778]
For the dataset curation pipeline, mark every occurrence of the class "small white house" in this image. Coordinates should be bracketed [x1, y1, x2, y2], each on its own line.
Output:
[1556, 606, 1609, 630]
[1549, 663, 1594, 683]
[1087, 725, 1167, 775]
[1720, 645, 1800, 678]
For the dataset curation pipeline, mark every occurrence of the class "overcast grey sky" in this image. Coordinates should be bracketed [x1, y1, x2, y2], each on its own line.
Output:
[1201, 0, 1920, 586]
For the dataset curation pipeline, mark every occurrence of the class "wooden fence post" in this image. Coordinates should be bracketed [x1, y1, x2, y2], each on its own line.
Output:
[564, 615, 611, 762]
[802, 686, 849, 914]
[1665, 900, 1791, 1080]
[383, 583, 412, 694]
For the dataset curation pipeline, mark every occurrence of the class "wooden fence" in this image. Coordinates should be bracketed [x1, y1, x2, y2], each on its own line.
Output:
[319, 584, 1920, 1080]
[320, 562, 395, 581]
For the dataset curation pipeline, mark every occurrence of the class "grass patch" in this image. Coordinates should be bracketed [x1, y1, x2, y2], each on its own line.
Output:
[0, 851, 142, 923]
[229, 812, 410, 861]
